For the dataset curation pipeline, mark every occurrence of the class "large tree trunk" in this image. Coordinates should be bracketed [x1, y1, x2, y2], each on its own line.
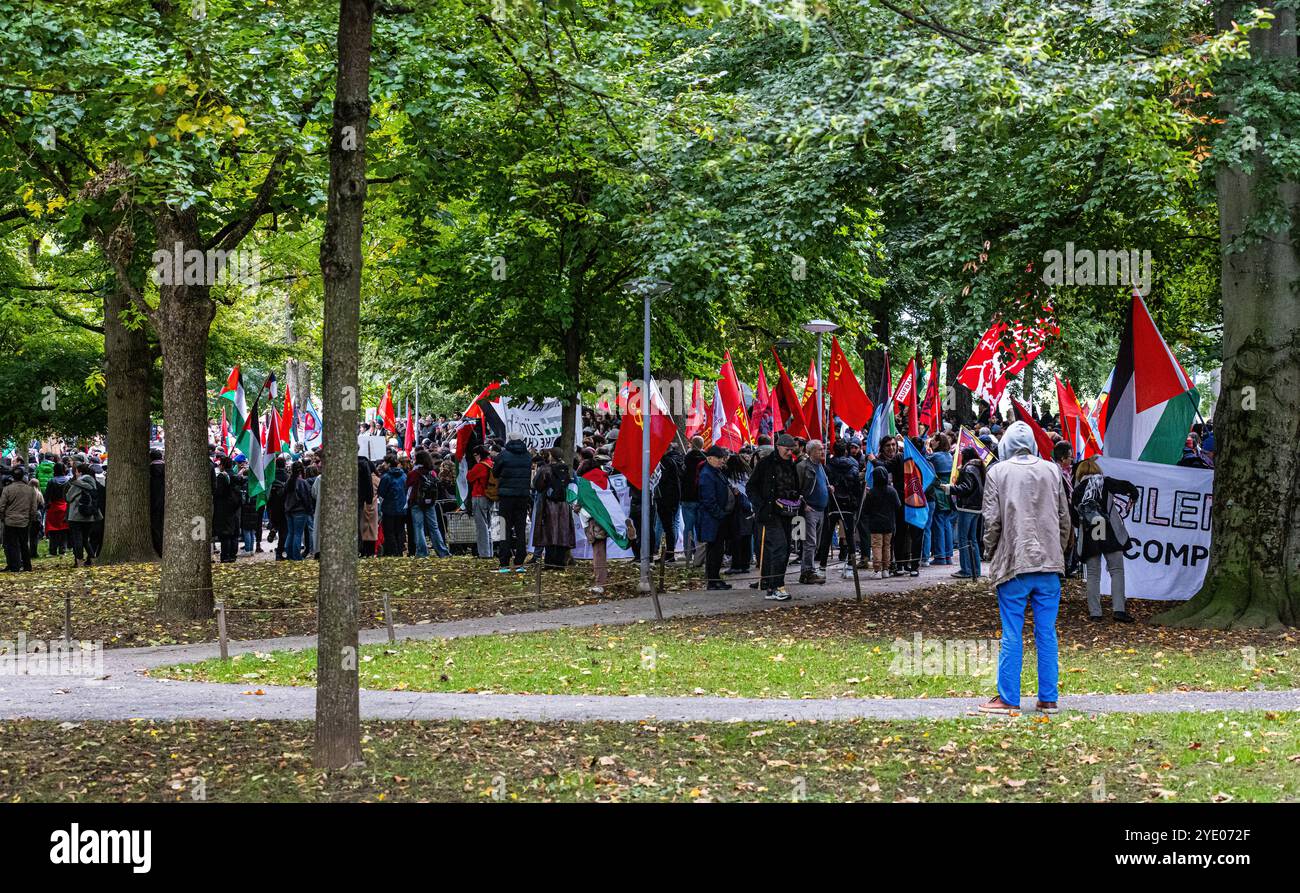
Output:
[98, 283, 158, 564]
[315, 0, 373, 769]
[154, 208, 216, 620]
[946, 342, 973, 426]
[1157, 2, 1300, 629]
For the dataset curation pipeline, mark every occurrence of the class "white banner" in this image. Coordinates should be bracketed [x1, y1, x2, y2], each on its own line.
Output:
[497, 398, 564, 450]
[1096, 457, 1213, 601]
[357, 434, 387, 461]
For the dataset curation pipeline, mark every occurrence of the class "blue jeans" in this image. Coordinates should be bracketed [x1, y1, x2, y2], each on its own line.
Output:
[956, 511, 981, 577]
[304, 515, 315, 557]
[995, 572, 1061, 706]
[286, 513, 309, 561]
[242, 530, 255, 553]
[931, 509, 954, 562]
[411, 504, 450, 557]
[680, 501, 698, 556]
[920, 499, 934, 561]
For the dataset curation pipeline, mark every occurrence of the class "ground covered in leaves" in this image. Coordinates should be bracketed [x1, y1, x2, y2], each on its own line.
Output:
[159, 582, 1299, 699]
[0, 557, 698, 648]
[3, 712, 1298, 802]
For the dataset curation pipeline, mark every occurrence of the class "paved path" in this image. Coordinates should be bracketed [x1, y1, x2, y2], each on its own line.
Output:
[4, 562, 1298, 723]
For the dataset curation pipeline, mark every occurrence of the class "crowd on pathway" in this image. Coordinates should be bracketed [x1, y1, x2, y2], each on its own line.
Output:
[3, 403, 1218, 715]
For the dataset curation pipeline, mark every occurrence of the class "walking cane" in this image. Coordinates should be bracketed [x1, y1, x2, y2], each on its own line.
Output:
[755, 523, 767, 593]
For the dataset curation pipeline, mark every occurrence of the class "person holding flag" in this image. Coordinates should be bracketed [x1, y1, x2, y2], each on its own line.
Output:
[746, 433, 802, 601]
[943, 437, 988, 579]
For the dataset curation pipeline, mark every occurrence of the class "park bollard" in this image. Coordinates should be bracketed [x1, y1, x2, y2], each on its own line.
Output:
[383, 592, 395, 643]
[215, 600, 229, 662]
[535, 560, 543, 610]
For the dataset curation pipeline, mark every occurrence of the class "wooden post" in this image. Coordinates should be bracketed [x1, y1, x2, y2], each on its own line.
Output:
[215, 600, 229, 661]
[535, 559, 543, 610]
[383, 592, 395, 643]
[63, 588, 75, 646]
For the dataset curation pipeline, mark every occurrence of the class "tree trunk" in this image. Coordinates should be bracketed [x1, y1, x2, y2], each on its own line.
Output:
[154, 208, 216, 619]
[98, 283, 158, 564]
[946, 343, 973, 426]
[1021, 359, 1035, 415]
[1156, 2, 1300, 629]
[315, 0, 373, 769]
[558, 323, 580, 461]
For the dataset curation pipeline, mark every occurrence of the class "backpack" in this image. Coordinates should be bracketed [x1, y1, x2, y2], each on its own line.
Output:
[1077, 475, 1108, 533]
[484, 464, 500, 501]
[418, 469, 438, 507]
[545, 465, 570, 503]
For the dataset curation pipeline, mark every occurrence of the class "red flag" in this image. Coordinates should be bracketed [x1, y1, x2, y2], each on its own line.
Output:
[1010, 397, 1055, 459]
[825, 336, 873, 430]
[892, 357, 920, 437]
[716, 351, 752, 449]
[219, 406, 230, 452]
[280, 386, 294, 448]
[685, 379, 708, 439]
[958, 322, 1011, 405]
[612, 380, 678, 491]
[1056, 375, 1101, 459]
[750, 363, 772, 437]
[378, 382, 397, 434]
[800, 360, 823, 441]
[266, 405, 283, 454]
[404, 398, 415, 453]
[918, 358, 941, 432]
[769, 348, 809, 438]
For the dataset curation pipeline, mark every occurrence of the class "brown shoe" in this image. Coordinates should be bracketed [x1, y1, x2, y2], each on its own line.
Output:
[978, 697, 1020, 715]
[1036, 701, 1059, 714]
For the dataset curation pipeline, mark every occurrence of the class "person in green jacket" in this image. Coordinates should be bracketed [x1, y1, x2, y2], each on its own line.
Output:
[36, 454, 55, 491]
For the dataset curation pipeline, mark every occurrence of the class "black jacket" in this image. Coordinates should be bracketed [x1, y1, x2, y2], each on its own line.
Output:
[825, 455, 861, 513]
[746, 450, 800, 523]
[863, 466, 901, 534]
[492, 440, 532, 498]
[149, 460, 166, 518]
[654, 447, 685, 505]
[1072, 474, 1140, 559]
[681, 448, 706, 501]
[949, 460, 985, 512]
[212, 470, 243, 537]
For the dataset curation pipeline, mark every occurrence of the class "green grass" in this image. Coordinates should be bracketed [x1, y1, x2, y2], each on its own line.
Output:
[155, 619, 1300, 699]
[4, 712, 1298, 802]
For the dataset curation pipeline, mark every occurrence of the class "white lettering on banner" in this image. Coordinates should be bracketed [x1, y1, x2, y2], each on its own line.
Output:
[1096, 457, 1213, 601]
[497, 398, 564, 450]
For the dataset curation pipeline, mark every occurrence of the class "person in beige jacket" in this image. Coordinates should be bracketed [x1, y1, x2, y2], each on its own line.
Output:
[1, 468, 41, 572]
[978, 421, 1071, 716]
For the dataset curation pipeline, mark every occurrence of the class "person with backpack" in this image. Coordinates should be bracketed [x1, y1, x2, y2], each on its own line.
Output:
[796, 439, 829, 585]
[532, 446, 575, 570]
[821, 439, 861, 579]
[43, 462, 71, 558]
[466, 444, 495, 560]
[697, 445, 734, 589]
[211, 455, 243, 564]
[944, 446, 986, 579]
[408, 450, 451, 558]
[65, 463, 105, 567]
[1072, 456, 1140, 622]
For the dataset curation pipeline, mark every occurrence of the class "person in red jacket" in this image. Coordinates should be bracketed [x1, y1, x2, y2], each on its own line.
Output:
[465, 445, 494, 560]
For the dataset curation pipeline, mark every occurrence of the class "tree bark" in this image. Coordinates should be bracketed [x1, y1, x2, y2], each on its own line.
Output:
[558, 323, 580, 461]
[315, 0, 373, 769]
[154, 208, 216, 619]
[97, 283, 158, 564]
[946, 341, 973, 426]
[1156, 2, 1300, 629]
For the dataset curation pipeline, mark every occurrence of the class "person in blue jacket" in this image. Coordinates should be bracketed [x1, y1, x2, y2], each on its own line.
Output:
[376, 460, 409, 556]
[696, 445, 733, 590]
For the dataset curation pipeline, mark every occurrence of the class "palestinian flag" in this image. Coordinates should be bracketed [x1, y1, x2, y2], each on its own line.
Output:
[865, 351, 896, 453]
[243, 404, 270, 507]
[567, 475, 630, 549]
[217, 366, 248, 452]
[454, 382, 500, 507]
[1103, 292, 1198, 465]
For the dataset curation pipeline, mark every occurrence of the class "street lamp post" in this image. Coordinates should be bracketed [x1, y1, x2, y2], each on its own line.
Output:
[623, 276, 673, 620]
[801, 320, 839, 439]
